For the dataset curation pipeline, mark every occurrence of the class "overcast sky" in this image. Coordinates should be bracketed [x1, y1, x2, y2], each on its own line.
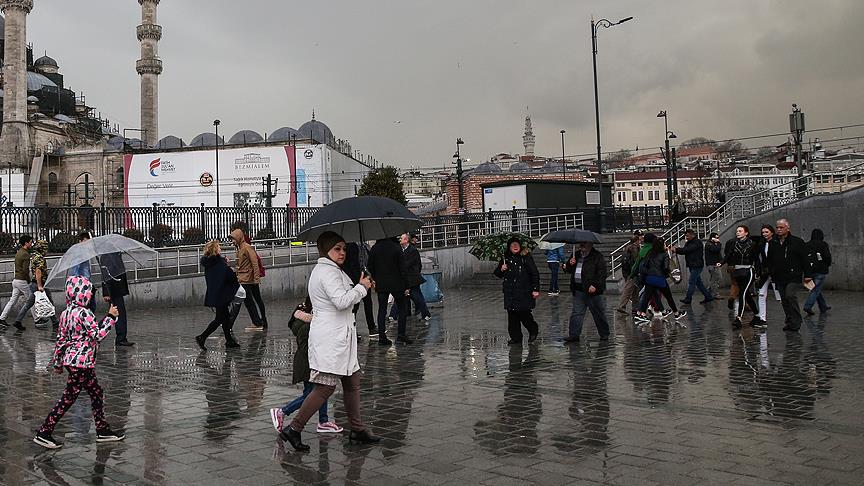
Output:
[26, 0, 864, 169]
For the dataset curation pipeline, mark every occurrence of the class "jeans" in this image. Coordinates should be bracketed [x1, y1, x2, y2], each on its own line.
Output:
[706, 266, 721, 298]
[547, 262, 560, 292]
[1, 279, 30, 321]
[684, 267, 712, 302]
[281, 381, 328, 423]
[389, 286, 429, 320]
[506, 310, 539, 341]
[803, 273, 829, 312]
[377, 292, 408, 337]
[568, 291, 610, 338]
[776, 280, 802, 329]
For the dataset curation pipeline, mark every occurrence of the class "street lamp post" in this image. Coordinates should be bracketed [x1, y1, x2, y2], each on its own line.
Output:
[560, 130, 566, 181]
[213, 119, 221, 208]
[453, 138, 465, 213]
[592, 15, 633, 232]
[657, 110, 678, 214]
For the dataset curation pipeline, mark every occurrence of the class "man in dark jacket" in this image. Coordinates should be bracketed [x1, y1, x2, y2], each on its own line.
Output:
[674, 229, 713, 305]
[101, 253, 134, 347]
[562, 242, 609, 343]
[803, 228, 831, 315]
[367, 237, 412, 345]
[345, 242, 376, 335]
[395, 233, 431, 321]
[767, 219, 813, 332]
[704, 232, 723, 298]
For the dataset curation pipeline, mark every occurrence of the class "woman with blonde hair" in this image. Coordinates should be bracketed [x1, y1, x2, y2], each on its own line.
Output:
[195, 240, 241, 350]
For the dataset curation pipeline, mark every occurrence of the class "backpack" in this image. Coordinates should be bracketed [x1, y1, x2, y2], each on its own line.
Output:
[257, 254, 266, 278]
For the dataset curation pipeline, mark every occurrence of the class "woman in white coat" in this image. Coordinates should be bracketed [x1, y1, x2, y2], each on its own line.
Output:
[283, 231, 378, 450]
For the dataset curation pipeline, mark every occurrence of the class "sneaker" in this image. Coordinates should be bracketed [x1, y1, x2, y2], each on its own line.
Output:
[245, 325, 265, 332]
[195, 335, 207, 350]
[378, 337, 393, 346]
[699, 297, 714, 304]
[750, 317, 767, 328]
[551, 291, 560, 296]
[270, 408, 284, 432]
[563, 336, 580, 343]
[803, 308, 815, 316]
[527, 333, 538, 344]
[659, 310, 674, 320]
[396, 335, 414, 345]
[13, 321, 25, 331]
[422, 315, 432, 321]
[95, 427, 125, 443]
[34, 319, 48, 330]
[733, 317, 743, 329]
[316, 421, 344, 433]
[387, 317, 396, 323]
[634, 315, 650, 324]
[33, 431, 63, 449]
[679, 299, 692, 305]
[674, 311, 687, 320]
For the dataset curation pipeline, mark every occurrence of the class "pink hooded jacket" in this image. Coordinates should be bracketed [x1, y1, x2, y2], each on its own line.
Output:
[51, 276, 117, 369]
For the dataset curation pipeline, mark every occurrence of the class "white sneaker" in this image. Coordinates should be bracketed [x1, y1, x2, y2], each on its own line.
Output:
[316, 421, 344, 433]
[270, 408, 284, 432]
[660, 310, 674, 319]
[387, 317, 396, 323]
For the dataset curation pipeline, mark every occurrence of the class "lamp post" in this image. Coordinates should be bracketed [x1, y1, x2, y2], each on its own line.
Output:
[592, 15, 633, 232]
[453, 138, 465, 213]
[789, 103, 806, 197]
[560, 130, 566, 181]
[213, 119, 221, 208]
[657, 110, 678, 213]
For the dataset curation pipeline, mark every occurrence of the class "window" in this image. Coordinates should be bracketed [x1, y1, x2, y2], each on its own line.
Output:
[116, 166, 124, 187]
[48, 172, 58, 195]
[648, 191, 654, 201]
[637, 191, 644, 201]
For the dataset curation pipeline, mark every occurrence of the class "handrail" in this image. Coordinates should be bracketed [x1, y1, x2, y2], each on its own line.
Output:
[608, 160, 864, 277]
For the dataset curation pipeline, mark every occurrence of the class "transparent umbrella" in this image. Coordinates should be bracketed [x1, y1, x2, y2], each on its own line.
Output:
[45, 234, 157, 289]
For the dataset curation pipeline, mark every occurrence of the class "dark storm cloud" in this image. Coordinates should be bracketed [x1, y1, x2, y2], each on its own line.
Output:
[24, 0, 864, 168]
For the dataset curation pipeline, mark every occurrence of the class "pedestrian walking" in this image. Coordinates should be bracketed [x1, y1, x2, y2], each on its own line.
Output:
[767, 219, 813, 332]
[68, 232, 92, 279]
[345, 242, 376, 335]
[721, 225, 760, 328]
[616, 233, 643, 314]
[754, 224, 776, 327]
[282, 231, 379, 451]
[398, 233, 431, 320]
[673, 229, 714, 305]
[804, 228, 831, 316]
[196, 240, 241, 350]
[494, 237, 540, 345]
[269, 296, 343, 436]
[23, 240, 60, 330]
[545, 245, 565, 296]
[0, 235, 34, 331]
[101, 253, 134, 347]
[704, 232, 723, 298]
[563, 241, 609, 343]
[636, 237, 685, 322]
[230, 229, 267, 331]
[368, 237, 412, 345]
[32, 276, 124, 449]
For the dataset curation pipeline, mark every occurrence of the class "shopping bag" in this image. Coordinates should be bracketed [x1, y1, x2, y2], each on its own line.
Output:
[32, 291, 56, 320]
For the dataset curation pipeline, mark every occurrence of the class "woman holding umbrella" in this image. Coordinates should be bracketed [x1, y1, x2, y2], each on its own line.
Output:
[282, 231, 379, 450]
[494, 237, 540, 345]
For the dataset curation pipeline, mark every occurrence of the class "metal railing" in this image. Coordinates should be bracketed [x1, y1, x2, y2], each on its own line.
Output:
[608, 161, 864, 278]
[415, 211, 584, 249]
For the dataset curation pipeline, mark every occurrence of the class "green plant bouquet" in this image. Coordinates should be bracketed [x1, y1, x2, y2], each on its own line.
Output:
[469, 231, 537, 261]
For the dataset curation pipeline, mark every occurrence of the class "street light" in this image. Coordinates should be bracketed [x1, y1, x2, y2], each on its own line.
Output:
[452, 138, 465, 213]
[657, 110, 679, 214]
[213, 119, 221, 208]
[560, 130, 566, 181]
[592, 15, 633, 232]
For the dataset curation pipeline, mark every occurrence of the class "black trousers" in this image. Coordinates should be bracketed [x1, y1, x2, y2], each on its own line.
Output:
[733, 269, 759, 320]
[776, 280, 802, 329]
[376, 292, 408, 338]
[507, 310, 538, 341]
[353, 292, 375, 331]
[200, 305, 235, 341]
[237, 283, 266, 327]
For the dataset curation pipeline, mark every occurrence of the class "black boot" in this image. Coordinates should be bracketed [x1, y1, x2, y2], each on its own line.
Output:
[280, 427, 310, 451]
[195, 335, 207, 351]
[348, 429, 381, 444]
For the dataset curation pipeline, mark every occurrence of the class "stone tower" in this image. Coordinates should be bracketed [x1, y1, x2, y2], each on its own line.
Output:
[137, 0, 162, 147]
[0, 0, 34, 169]
[523, 112, 535, 157]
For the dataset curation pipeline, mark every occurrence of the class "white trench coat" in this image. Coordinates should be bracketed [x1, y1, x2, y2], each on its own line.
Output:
[307, 257, 368, 376]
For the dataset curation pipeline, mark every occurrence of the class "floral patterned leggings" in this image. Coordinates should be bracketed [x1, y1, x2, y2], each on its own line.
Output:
[39, 367, 108, 434]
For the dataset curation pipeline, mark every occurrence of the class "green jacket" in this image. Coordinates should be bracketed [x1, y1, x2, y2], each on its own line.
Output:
[630, 243, 653, 279]
[290, 311, 311, 385]
[14, 248, 31, 282]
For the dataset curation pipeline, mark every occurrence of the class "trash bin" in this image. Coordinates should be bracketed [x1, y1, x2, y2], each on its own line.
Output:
[419, 255, 443, 303]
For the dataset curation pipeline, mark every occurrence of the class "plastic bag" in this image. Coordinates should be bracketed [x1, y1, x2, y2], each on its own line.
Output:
[32, 291, 56, 320]
[234, 285, 247, 301]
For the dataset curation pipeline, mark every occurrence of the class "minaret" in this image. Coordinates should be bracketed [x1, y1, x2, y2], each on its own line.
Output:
[523, 111, 535, 157]
[0, 0, 34, 169]
[137, 0, 162, 148]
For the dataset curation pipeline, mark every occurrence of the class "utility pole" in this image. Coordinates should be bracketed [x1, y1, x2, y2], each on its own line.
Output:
[453, 138, 465, 213]
[560, 130, 566, 181]
[790, 104, 806, 197]
[262, 173, 278, 230]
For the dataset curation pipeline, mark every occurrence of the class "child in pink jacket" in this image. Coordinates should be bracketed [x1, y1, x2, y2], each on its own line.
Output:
[33, 276, 122, 449]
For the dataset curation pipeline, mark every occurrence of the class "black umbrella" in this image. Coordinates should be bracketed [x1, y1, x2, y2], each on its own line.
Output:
[296, 196, 423, 243]
[541, 229, 603, 244]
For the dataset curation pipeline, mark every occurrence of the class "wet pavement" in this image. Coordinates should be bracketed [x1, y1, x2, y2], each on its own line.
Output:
[1, 287, 862, 485]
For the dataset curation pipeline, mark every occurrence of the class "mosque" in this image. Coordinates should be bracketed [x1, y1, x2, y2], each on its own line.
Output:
[0, 0, 368, 209]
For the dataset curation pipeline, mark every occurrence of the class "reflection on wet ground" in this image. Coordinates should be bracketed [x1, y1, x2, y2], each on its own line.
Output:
[1, 288, 861, 485]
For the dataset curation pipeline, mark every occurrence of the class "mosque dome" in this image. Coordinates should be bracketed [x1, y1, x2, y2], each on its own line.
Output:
[298, 119, 334, 145]
[543, 160, 564, 172]
[509, 162, 531, 172]
[472, 162, 502, 174]
[106, 136, 126, 152]
[190, 132, 224, 147]
[267, 126, 301, 143]
[34, 55, 58, 68]
[228, 130, 264, 145]
[26, 71, 58, 92]
[157, 135, 185, 150]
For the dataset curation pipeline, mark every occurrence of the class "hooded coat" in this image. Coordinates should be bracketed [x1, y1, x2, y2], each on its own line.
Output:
[51, 276, 117, 369]
[202, 254, 240, 308]
[493, 239, 540, 311]
[231, 229, 261, 284]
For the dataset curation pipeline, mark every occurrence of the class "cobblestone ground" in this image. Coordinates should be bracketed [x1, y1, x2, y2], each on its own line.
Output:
[0, 286, 862, 485]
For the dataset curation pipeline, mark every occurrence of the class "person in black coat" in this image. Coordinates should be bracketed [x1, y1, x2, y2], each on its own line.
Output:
[345, 242, 376, 335]
[767, 219, 813, 331]
[196, 240, 241, 350]
[673, 229, 713, 305]
[704, 232, 723, 298]
[803, 228, 831, 315]
[493, 237, 540, 345]
[562, 242, 609, 343]
[100, 252, 134, 347]
[367, 237, 412, 345]
[389, 233, 431, 322]
[721, 225, 760, 327]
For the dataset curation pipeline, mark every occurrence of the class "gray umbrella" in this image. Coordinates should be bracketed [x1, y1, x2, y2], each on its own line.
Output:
[541, 229, 603, 244]
[45, 234, 157, 289]
[296, 196, 422, 243]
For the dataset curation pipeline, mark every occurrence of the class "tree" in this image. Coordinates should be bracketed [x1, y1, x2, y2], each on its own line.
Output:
[680, 137, 717, 149]
[357, 166, 407, 205]
[715, 140, 747, 160]
[604, 149, 632, 163]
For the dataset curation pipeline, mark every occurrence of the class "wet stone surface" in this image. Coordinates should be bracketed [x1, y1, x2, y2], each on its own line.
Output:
[0, 287, 862, 485]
